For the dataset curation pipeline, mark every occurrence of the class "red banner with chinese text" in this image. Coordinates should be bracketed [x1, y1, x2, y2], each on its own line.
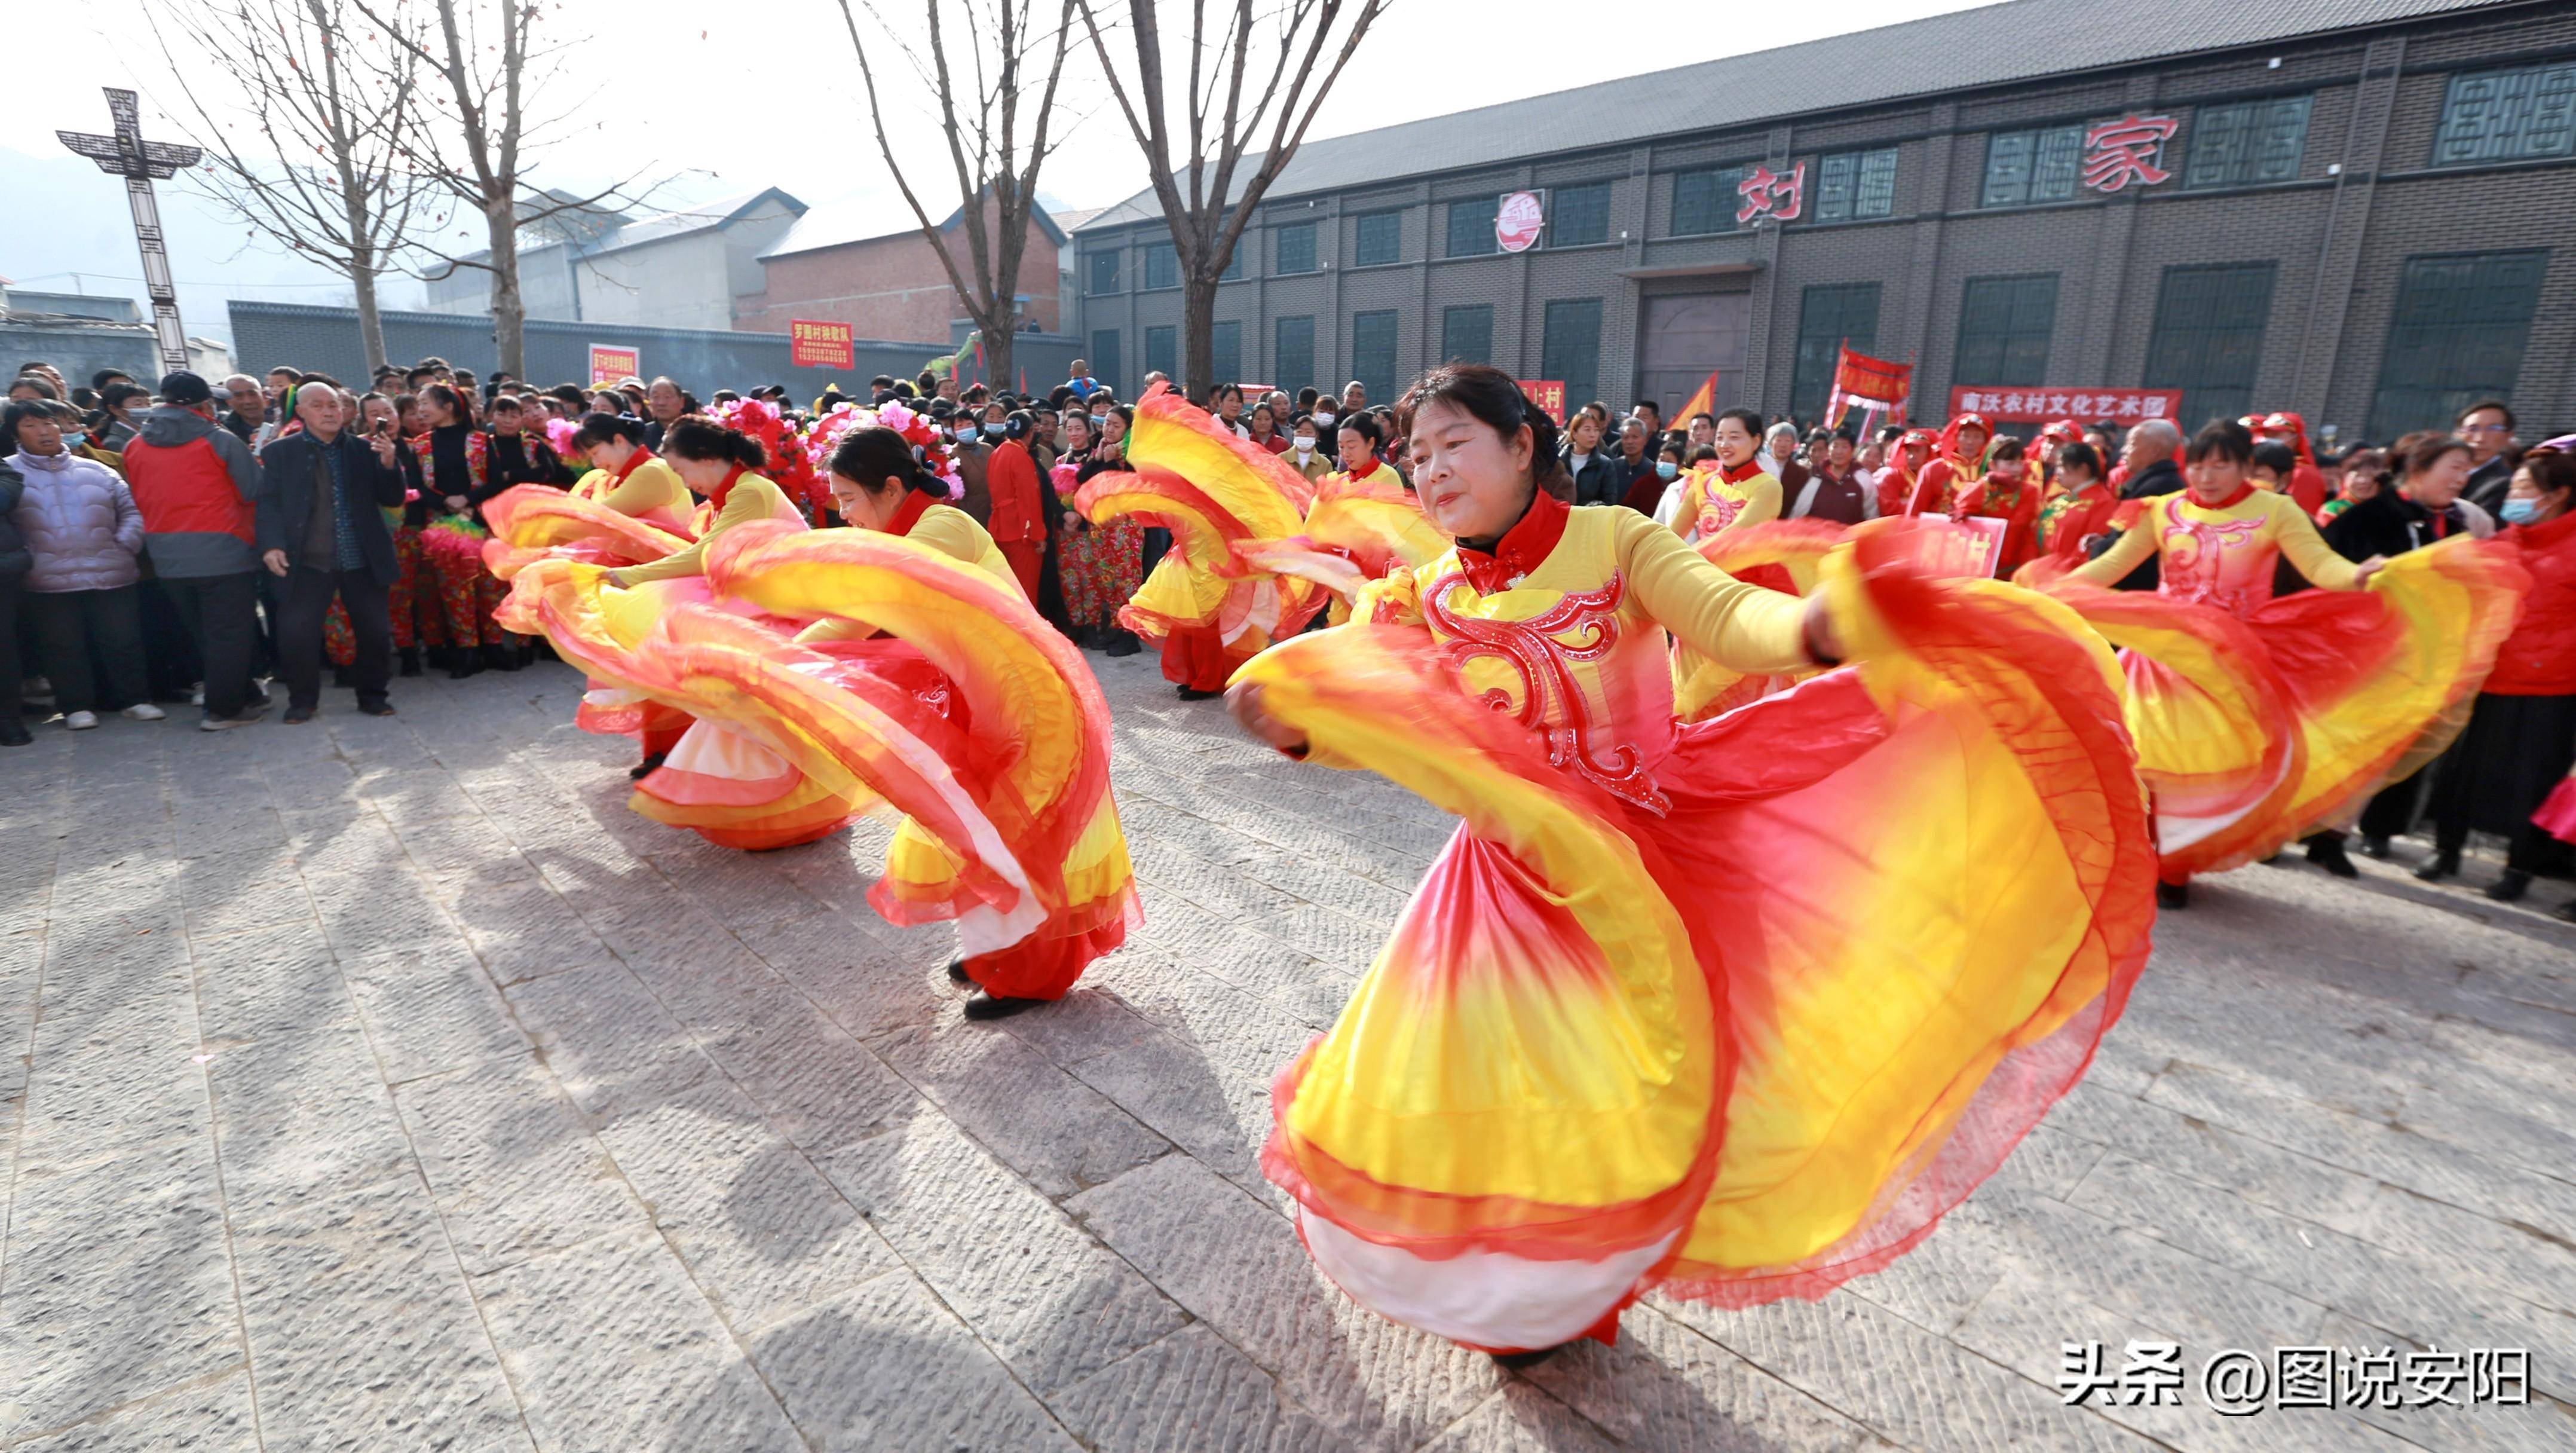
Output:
[1825, 347, 1911, 429]
[1946, 386, 2181, 424]
[1517, 380, 1566, 426]
[588, 345, 639, 389]
[789, 320, 856, 370]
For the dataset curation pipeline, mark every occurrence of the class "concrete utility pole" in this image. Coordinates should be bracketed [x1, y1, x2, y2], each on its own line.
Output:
[59, 88, 203, 375]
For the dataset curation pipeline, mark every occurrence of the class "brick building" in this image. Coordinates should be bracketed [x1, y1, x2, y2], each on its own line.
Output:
[1073, 0, 2575, 445]
[740, 200, 1074, 342]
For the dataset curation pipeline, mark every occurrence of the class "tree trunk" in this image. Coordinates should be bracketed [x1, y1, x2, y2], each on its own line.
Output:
[982, 320, 1015, 397]
[1182, 273, 1217, 402]
[351, 258, 390, 374]
[485, 197, 525, 378]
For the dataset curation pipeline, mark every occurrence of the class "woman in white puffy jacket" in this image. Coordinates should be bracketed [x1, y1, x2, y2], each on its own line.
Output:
[6, 400, 163, 729]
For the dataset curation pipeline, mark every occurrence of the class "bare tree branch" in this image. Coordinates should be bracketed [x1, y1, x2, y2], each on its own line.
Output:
[348, 0, 668, 374]
[1074, 0, 1389, 397]
[139, 0, 447, 370]
[832, 0, 1082, 391]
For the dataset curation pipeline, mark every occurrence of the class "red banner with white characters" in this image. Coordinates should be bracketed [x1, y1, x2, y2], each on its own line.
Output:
[1517, 379, 1566, 425]
[587, 345, 639, 388]
[1947, 386, 2181, 424]
[1918, 517, 2012, 579]
[789, 320, 855, 369]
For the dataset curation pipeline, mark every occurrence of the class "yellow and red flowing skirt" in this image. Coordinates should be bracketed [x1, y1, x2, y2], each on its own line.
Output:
[1246, 525, 2157, 1351]
[2036, 536, 2526, 879]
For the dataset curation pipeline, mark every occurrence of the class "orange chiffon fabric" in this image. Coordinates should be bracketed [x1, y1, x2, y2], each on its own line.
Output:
[1248, 521, 2155, 1347]
[2024, 534, 2529, 876]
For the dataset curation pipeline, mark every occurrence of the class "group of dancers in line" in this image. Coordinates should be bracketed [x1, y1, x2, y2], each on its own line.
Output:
[480, 366, 2555, 1359]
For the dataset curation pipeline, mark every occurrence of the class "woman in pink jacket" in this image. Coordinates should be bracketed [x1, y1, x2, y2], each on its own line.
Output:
[5, 400, 163, 730]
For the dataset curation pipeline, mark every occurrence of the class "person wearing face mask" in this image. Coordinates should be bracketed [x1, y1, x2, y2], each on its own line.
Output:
[1220, 360, 2154, 1361]
[940, 403, 994, 525]
[984, 409, 1053, 604]
[2045, 423, 2527, 907]
[1285, 414, 1331, 484]
[1620, 436, 1685, 514]
[1308, 402, 1340, 467]
[2426, 445, 2576, 913]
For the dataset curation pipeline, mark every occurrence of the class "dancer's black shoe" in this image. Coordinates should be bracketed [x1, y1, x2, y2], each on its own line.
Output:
[2155, 880, 2189, 910]
[2305, 836, 2359, 879]
[963, 991, 1045, 1020]
[2412, 848, 2460, 882]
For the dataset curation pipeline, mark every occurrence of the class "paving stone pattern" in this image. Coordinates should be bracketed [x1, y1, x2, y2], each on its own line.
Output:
[4, 657, 2574, 1451]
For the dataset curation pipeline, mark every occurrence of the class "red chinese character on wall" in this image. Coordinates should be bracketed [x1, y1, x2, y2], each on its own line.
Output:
[1735, 162, 1806, 225]
[2082, 115, 2177, 193]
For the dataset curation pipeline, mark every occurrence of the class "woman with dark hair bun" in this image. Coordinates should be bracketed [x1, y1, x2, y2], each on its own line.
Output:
[608, 418, 799, 587]
[501, 412, 847, 845]
[477, 410, 702, 775]
[2041, 420, 2529, 901]
[655, 416, 1140, 1017]
[1223, 360, 2160, 1358]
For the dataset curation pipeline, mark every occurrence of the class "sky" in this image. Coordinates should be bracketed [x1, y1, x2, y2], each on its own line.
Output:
[8, 0, 1993, 344]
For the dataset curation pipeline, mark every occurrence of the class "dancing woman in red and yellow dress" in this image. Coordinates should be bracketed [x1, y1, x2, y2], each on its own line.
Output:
[1073, 384, 1322, 699]
[486, 413, 702, 769]
[498, 418, 852, 850]
[1224, 365, 2154, 1356]
[1232, 443, 1445, 627]
[2038, 423, 2527, 904]
[1661, 408, 1781, 543]
[760, 427, 1139, 1015]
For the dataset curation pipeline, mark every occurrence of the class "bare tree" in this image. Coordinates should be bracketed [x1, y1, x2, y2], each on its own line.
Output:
[834, 0, 1079, 394]
[353, 0, 648, 376]
[1075, 0, 1389, 397]
[141, 0, 443, 372]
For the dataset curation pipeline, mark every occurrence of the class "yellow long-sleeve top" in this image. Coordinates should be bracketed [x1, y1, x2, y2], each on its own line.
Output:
[1338, 490, 1806, 799]
[611, 472, 794, 586]
[1672, 462, 1783, 543]
[579, 453, 691, 519]
[2069, 487, 2361, 616]
[902, 498, 1021, 592]
[795, 491, 1021, 644]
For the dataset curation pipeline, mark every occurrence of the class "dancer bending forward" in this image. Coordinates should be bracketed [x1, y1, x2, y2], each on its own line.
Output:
[1226, 365, 2155, 1355]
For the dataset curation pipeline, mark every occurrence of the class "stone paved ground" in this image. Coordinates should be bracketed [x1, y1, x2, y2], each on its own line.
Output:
[4, 655, 2574, 1453]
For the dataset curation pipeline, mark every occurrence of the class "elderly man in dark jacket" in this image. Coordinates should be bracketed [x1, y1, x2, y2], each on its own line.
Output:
[256, 384, 408, 721]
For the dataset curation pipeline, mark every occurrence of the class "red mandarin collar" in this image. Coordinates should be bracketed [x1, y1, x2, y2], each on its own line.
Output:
[1455, 487, 1570, 595]
[886, 488, 936, 536]
[709, 464, 747, 509]
[1348, 456, 1381, 481]
[612, 445, 656, 484]
[2192, 481, 2258, 510]
[1719, 457, 1764, 485]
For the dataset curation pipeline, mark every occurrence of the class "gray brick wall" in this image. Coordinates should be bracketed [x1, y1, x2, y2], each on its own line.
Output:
[1077, 3, 2576, 443]
[226, 302, 1085, 401]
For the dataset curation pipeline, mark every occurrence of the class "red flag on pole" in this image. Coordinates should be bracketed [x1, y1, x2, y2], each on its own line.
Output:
[1825, 346, 1913, 430]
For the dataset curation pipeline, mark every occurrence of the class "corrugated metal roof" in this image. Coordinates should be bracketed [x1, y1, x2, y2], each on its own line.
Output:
[1076, 0, 2521, 233]
[587, 187, 806, 257]
[760, 194, 1083, 261]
